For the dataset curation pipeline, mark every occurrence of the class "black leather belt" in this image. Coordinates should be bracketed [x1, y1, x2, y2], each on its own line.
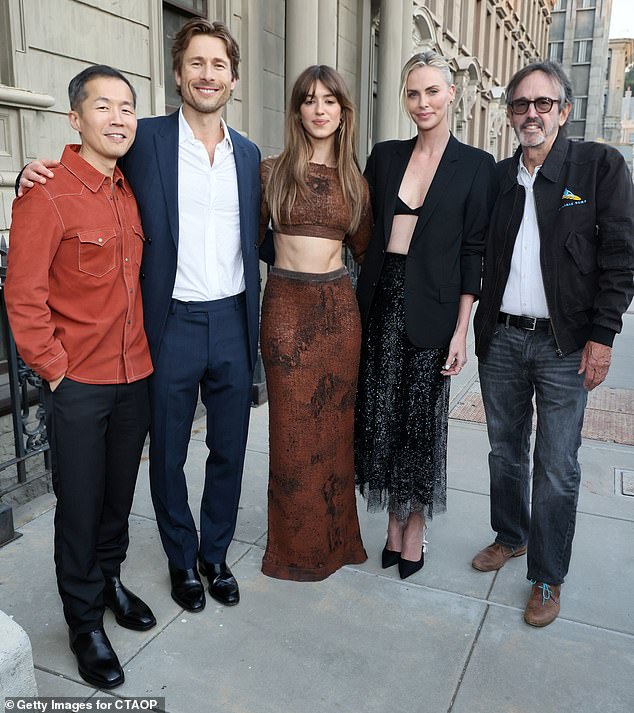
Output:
[498, 312, 551, 331]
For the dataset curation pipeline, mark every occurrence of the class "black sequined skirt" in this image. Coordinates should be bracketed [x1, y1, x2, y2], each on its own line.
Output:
[354, 253, 449, 521]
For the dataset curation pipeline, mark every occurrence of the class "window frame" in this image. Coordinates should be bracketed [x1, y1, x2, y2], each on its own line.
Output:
[163, 0, 209, 114]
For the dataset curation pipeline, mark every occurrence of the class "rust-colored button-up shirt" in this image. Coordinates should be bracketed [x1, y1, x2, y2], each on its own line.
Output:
[5, 145, 153, 384]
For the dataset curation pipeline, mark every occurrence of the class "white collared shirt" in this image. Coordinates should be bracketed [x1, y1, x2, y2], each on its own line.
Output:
[500, 155, 550, 318]
[172, 109, 244, 302]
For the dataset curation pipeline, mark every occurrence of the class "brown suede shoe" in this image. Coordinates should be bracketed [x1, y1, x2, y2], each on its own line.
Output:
[471, 542, 528, 572]
[524, 582, 561, 627]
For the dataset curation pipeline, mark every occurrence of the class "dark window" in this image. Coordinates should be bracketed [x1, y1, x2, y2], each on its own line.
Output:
[163, 1, 208, 114]
[573, 39, 593, 64]
[572, 96, 588, 121]
[0, 1, 13, 86]
[549, 42, 564, 62]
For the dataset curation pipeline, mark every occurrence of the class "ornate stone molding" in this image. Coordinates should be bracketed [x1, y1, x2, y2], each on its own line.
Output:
[0, 172, 19, 187]
[487, 86, 507, 150]
[0, 85, 55, 110]
[453, 57, 482, 124]
[412, 5, 439, 51]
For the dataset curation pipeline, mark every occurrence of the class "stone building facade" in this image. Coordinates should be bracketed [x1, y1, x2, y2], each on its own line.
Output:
[547, 0, 613, 141]
[0, 0, 556, 243]
[0, 0, 555, 505]
[618, 88, 634, 145]
[604, 38, 634, 143]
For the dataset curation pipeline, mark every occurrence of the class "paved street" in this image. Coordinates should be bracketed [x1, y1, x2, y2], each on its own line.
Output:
[1, 311, 633, 713]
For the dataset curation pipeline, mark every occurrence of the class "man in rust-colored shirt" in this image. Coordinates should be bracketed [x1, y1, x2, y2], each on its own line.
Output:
[5, 65, 155, 691]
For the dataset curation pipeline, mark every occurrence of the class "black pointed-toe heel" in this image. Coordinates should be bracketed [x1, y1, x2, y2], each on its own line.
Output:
[381, 544, 401, 569]
[398, 550, 424, 579]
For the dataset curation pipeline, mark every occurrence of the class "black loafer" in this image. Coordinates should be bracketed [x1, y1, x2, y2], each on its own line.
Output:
[169, 565, 206, 612]
[199, 560, 240, 606]
[103, 576, 156, 631]
[69, 627, 124, 689]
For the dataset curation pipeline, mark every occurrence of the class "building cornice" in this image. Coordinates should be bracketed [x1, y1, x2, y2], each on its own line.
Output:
[0, 85, 55, 110]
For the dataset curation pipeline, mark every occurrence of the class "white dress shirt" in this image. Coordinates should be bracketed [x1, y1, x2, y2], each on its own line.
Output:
[500, 156, 550, 318]
[172, 109, 245, 302]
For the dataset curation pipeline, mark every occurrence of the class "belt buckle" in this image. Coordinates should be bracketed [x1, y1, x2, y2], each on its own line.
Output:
[524, 316, 537, 331]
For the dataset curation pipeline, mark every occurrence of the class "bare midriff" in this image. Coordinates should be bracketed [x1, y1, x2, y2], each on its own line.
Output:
[386, 214, 417, 254]
[273, 233, 345, 273]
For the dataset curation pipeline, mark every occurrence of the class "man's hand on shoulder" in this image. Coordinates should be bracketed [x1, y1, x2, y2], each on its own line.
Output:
[17, 159, 60, 197]
[578, 341, 612, 391]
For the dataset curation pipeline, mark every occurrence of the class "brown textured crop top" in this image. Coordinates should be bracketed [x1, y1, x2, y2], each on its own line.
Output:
[259, 156, 372, 262]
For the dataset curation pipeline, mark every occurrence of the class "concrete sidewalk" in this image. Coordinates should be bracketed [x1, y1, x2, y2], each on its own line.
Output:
[1, 314, 633, 712]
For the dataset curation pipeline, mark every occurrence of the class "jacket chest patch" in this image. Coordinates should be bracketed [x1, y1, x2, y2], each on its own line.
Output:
[560, 187, 587, 210]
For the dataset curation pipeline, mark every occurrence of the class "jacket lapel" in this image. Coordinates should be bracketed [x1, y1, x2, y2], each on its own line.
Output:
[383, 138, 416, 246]
[412, 134, 460, 240]
[155, 112, 180, 248]
[229, 127, 252, 260]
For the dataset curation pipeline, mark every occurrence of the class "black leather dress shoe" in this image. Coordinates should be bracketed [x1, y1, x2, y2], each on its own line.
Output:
[69, 627, 124, 689]
[199, 560, 240, 606]
[169, 565, 206, 612]
[103, 576, 156, 631]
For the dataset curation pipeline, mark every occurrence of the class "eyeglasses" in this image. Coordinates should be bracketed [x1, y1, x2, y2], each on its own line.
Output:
[509, 97, 561, 114]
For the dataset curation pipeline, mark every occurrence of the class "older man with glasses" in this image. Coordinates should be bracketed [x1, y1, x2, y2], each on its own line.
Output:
[471, 61, 634, 627]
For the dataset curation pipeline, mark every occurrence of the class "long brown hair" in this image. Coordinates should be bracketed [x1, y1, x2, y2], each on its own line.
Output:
[266, 65, 365, 234]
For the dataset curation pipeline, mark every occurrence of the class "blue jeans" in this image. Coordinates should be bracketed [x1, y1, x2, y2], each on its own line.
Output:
[478, 323, 587, 585]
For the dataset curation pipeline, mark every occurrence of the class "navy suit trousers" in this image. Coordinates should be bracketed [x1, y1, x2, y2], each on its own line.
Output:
[148, 294, 253, 568]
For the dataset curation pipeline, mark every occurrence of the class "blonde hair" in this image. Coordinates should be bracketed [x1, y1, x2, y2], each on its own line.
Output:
[265, 65, 365, 234]
[399, 51, 453, 114]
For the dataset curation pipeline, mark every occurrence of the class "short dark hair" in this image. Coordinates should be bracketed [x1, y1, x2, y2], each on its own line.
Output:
[68, 65, 137, 111]
[506, 60, 574, 108]
[171, 18, 240, 81]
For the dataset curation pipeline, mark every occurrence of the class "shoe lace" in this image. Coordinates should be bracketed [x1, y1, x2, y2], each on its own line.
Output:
[530, 580, 555, 605]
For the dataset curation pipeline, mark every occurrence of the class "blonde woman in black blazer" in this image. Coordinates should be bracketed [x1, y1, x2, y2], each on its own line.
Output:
[355, 51, 497, 579]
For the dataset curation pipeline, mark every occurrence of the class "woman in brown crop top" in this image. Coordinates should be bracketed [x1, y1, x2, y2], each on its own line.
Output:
[258, 65, 371, 581]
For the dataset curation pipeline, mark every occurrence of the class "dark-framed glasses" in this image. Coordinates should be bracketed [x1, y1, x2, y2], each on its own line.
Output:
[509, 97, 561, 114]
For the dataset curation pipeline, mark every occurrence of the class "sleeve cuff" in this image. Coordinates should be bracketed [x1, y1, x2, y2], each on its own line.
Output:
[589, 325, 616, 348]
[37, 351, 69, 383]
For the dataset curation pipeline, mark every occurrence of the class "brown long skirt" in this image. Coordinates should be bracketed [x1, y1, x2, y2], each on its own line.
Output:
[260, 266, 367, 581]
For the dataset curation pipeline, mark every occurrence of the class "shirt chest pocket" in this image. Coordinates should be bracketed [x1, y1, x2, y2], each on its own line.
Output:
[77, 228, 117, 277]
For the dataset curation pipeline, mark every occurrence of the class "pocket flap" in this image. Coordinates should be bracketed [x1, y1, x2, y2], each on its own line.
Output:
[132, 224, 145, 241]
[77, 228, 117, 246]
[438, 285, 460, 303]
[565, 232, 597, 275]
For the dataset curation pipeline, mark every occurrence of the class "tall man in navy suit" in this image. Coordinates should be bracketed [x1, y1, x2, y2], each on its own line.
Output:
[20, 19, 261, 612]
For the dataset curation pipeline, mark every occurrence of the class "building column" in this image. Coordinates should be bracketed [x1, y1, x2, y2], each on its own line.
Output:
[318, 0, 338, 67]
[399, 1, 415, 139]
[148, 0, 165, 116]
[286, 0, 319, 100]
[244, 0, 263, 146]
[376, 0, 412, 141]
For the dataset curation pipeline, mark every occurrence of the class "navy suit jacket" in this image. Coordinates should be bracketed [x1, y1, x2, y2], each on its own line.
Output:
[119, 111, 261, 369]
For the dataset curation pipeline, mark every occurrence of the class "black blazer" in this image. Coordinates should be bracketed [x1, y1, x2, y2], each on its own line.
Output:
[356, 135, 498, 349]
